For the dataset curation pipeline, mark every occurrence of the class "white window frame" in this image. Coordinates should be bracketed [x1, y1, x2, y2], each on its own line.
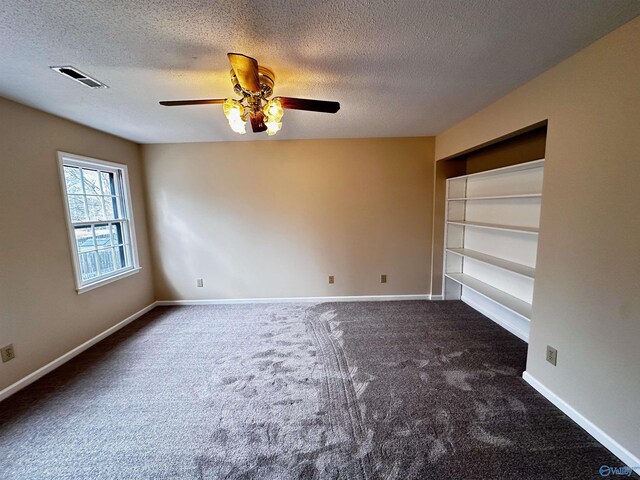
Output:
[57, 152, 141, 293]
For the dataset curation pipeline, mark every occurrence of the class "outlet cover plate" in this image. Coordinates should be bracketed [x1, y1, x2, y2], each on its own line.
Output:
[1, 344, 15, 363]
[546, 345, 557, 366]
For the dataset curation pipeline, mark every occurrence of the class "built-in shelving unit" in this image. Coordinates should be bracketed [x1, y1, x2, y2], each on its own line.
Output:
[443, 159, 544, 342]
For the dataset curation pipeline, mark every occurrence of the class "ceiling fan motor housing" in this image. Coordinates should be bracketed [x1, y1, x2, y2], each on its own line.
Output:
[230, 66, 275, 99]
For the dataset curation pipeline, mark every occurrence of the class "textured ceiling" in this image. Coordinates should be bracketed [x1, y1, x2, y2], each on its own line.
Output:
[1, 1, 638, 143]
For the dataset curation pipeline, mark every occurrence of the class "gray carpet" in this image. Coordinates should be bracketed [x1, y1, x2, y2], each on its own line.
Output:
[0, 301, 633, 479]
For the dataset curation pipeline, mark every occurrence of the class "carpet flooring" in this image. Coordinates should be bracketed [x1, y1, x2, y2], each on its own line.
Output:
[0, 301, 633, 479]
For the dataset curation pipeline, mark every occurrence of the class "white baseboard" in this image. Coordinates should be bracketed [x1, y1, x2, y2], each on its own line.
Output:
[156, 294, 431, 306]
[0, 302, 157, 403]
[461, 289, 530, 342]
[523, 371, 640, 473]
[430, 294, 445, 301]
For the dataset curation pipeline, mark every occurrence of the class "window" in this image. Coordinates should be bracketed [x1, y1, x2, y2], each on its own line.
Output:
[58, 152, 140, 293]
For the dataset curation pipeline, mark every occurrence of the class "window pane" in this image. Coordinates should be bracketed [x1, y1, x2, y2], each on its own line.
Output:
[97, 249, 115, 274]
[68, 195, 88, 222]
[103, 197, 116, 219]
[64, 166, 83, 194]
[113, 196, 122, 218]
[86, 196, 104, 220]
[111, 223, 124, 245]
[74, 226, 95, 252]
[79, 252, 99, 281]
[114, 246, 126, 269]
[101, 172, 115, 195]
[82, 169, 102, 195]
[94, 224, 111, 249]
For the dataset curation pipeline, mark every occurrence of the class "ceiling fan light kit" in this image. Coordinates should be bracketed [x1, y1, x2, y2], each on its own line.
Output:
[263, 98, 284, 136]
[222, 98, 247, 134]
[160, 53, 340, 136]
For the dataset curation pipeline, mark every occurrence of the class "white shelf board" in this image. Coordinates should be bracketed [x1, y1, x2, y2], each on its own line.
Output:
[446, 248, 535, 279]
[447, 158, 545, 181]
[447, 220, 539, 234]
[448, 193, 542, 201]
[445, 273, 532, 320]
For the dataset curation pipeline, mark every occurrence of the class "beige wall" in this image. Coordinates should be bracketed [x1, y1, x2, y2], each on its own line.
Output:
[142, 137, 435, 300]
[435, 18, 640, 457]
[0, 98, 155, 392]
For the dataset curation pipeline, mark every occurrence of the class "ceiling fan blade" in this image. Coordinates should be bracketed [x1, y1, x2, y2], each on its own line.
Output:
[228, 53, 261, 93]
[159, 99, 226, 106]
[276, 97, 340, 113]
[250, 111, 267, 132]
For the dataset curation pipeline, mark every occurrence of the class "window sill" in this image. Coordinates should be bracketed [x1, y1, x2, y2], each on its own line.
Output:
[77, 267, 142, 294]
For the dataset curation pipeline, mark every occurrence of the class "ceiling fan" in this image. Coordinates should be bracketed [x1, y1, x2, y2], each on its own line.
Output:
[159, 53, 340, 136]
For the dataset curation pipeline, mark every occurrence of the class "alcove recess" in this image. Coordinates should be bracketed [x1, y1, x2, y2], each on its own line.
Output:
[433, 122, 547, 342]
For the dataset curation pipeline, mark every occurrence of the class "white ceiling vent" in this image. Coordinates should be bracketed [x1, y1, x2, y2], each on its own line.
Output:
[50, 66, 108, 89]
